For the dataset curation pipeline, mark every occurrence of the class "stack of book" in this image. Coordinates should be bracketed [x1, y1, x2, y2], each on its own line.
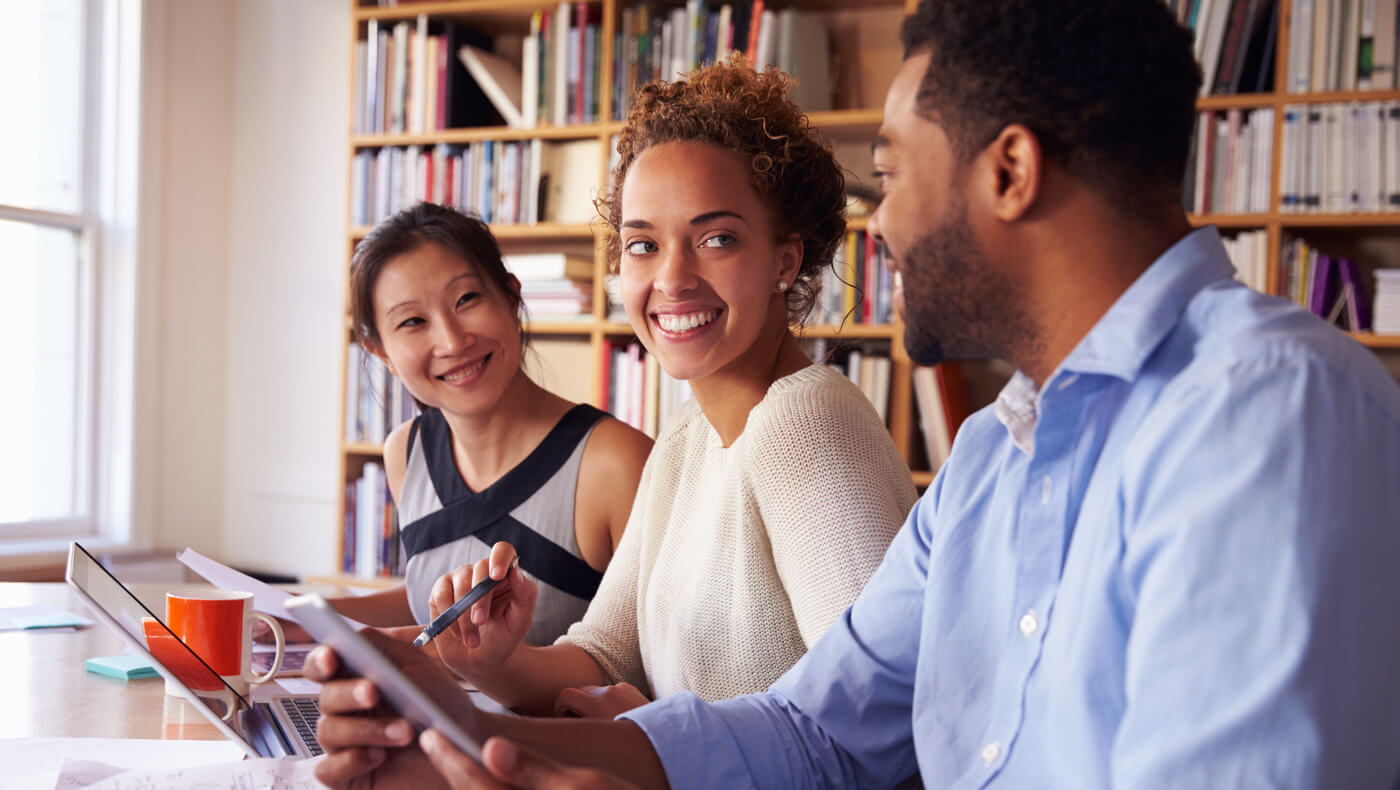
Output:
[344, 345, 418, 445]
[504, 252, 594, 320]
[1185, 108, 1274, 215]
[912, 364, 970, 473]
[1168, 0, 1279, 95]
[1279, 237, 1374, 331]
[351, 138, 598, 228]
[612, 2, 832, 121]
[1285, 0, 1399, 92]
[1374, 269, 1400, 334]
[1280, 101, 1400, 214]
[354, 16, 505, 135]
[602, 340, 693, 438]
[1222, 229, 1270, 291]
[813, 231, 894, 326]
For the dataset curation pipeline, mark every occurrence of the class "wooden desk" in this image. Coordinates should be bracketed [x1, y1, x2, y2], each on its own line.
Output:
[0, 582, 180, 739]
[0, 581, 319, 741]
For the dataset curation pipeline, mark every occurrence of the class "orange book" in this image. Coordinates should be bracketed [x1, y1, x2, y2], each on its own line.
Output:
[746, 0, 765, 66]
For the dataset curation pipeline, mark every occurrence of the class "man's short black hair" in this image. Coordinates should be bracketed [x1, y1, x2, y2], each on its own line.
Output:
[901, 0, 1202, 211]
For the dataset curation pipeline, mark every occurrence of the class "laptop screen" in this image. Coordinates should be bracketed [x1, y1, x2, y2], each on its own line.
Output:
[66, 542, 255, 730]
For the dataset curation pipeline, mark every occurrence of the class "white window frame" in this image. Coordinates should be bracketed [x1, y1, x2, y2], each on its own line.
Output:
[0, 0, 148, 561]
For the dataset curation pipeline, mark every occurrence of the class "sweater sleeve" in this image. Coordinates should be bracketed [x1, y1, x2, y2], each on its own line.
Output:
[750, 372, 918, 647]
[554, 435, 656, 696]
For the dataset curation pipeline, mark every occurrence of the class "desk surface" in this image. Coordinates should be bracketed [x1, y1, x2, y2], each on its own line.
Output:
[0, 581, 348, 741]
[0, 582, 176, 739]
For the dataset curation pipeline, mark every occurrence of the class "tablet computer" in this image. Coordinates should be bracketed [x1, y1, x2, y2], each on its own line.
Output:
[284, 593, 483, 762]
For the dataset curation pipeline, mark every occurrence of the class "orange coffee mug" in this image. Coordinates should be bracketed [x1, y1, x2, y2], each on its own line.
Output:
[163, 589, 285, 697]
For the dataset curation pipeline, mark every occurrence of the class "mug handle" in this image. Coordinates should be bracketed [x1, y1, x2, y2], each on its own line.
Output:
[247, 612, 285, 684]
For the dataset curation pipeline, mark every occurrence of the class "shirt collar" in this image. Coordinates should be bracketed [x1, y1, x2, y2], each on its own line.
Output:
[1057, 225, 1234, 381]
[991, 225, 1234, 454]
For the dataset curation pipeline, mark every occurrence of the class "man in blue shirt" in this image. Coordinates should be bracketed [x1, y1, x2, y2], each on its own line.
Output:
[310, 0, 1400, 787]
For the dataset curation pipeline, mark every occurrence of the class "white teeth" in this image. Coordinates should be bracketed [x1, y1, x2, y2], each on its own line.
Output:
[656, 310, 718, 333]
[441, 357, 486, 382]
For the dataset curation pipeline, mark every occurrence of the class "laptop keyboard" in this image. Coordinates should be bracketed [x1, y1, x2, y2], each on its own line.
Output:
[278, 697, 324, 756]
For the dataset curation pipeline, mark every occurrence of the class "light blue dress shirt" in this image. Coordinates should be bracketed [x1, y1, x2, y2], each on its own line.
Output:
[622, 227, 1400, 789]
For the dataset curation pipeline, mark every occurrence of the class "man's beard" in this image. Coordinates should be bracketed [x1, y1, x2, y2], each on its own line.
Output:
[899, 196, 1037, 368]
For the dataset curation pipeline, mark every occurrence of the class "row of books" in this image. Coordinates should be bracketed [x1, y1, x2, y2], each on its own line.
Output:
[1170, 0, 1279, 95]
[1185, 108, 1275, 215]
[813, 231, 895, 327]
[355, 16, 504, 135]
[518, 4, 606, 127]
[1279, 236, 1374, 329]
[912, 364, 970, 473]
[1222, 229, 1272, 292]
[1374, 268, 1400, 333]
[1286, 0, 1399, 92]
[1280, 101, 1400, 213]
[342, 462, 405, 578]
[602, 340, 693, 438]
[350, 139, 598, 228]
[345, 344, 418, 445]
[505, 253, 596, 319]
[611, 2, 832, 120]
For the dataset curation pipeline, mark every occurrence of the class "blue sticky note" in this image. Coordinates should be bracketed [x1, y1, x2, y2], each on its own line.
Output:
[86, 655, 160, 680]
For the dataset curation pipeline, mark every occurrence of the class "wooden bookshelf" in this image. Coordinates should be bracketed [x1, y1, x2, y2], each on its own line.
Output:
[336, 0, 921, 576]
[336, 0, 1400, 576]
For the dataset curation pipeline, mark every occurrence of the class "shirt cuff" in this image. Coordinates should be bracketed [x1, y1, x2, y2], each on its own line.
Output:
[620, 692, 764, 790]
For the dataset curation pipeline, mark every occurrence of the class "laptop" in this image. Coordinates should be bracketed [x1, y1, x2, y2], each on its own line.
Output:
[65, 541, 323, 758]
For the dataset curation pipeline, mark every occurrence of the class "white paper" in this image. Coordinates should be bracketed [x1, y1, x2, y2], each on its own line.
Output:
[57, 755, 326, 790]
[0, 738, 245, 790]
[176, 548, 368, 630]
[0, 605, 92, 631]
[272, 677, 323, 695]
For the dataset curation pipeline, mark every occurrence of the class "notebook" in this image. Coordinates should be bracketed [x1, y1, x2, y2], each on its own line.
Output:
[64, 542, 323, 759]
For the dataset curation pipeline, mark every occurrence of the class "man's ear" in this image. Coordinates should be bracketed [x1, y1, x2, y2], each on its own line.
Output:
[985, 124, 1042, 222]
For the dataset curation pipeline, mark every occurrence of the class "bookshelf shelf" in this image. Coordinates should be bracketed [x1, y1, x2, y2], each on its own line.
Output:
[1350, 333, 1400, 349]
[795, 323, 898, 339]
[1190, 213, 1273, 227]
[806, 108, 884, 134]
[1197, 93, 1279, 110]
[355, 0, 582, 24]
[911, 470, 935, 488]
[526, 319, 596, 335]
[350, 221, 599, 241]
[345, 441, 384, 457]
[352, 122, 618, 148]
[1278, 214, 1400, 228]
[1278, 89, 1400, 104]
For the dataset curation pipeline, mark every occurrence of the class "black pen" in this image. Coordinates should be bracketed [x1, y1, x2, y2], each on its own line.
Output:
[412, 558, 520, 648]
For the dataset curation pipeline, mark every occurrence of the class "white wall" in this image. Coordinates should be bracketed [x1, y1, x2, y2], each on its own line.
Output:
[220, 0, 350, 577]
[141, 0, 348, 578]
[147, 0, 236, 558]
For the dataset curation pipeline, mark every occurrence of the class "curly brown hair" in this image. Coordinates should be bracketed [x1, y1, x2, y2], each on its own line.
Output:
[600, 55, 847, 325]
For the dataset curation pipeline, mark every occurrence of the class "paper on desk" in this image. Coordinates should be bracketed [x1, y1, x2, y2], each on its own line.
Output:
[0, 605, 92, 631]
[0, 738, 244, 790]
[57, 755, 324, 789]
[176, 548, 368, 630]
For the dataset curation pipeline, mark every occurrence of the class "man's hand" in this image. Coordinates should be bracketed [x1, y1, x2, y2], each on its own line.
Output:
[307, 629, 479, 789]
[553, 683, 651, 719]
[421, 730, 640, 790]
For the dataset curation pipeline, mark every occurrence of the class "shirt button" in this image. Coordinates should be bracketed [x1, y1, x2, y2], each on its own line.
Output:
[1019, 610, 1038, 636]
[981, 741, 1002, 765]
[1040, 476, 1052, 505]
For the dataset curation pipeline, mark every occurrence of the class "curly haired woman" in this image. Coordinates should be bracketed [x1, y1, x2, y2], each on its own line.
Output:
[407, 56, 917, 720]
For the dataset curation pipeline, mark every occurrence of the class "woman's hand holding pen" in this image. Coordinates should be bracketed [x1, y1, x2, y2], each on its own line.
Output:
[428, 541, 537, 681]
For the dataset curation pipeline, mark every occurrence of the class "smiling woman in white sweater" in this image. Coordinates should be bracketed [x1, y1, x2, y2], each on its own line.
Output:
[416, 58, 917, 718]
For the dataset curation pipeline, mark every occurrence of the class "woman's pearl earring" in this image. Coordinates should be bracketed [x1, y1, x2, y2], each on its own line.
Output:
[777, 281, 788, 292]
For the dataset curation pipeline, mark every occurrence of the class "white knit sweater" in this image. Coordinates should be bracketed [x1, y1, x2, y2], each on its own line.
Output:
[558, 364, 917, 702]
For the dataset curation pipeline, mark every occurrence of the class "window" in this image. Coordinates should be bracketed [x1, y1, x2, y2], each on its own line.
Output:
[0, 0, 141, 545]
